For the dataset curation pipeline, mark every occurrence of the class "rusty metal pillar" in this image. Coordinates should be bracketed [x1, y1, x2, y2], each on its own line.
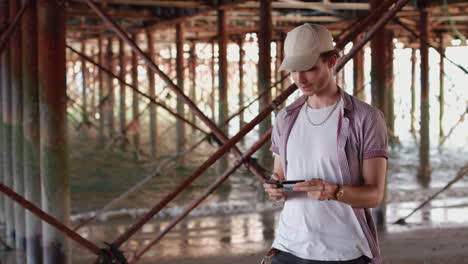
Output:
[258, 0, 273, 169]
[370, 0, 388, 118]
[10, 0, 26, 250]
[131, 33, 140, 150]
[217, 9, 228, 173]
[106, 37, 115, 138]
[0, 0, 6, 231]
[175, 23, 186, 167]
[418, 3, 431, 180]
[1, 0, 15, 246]
[387, 30, 395, 142]
[81, 40, 88, 124]
[189, 41, 197, 132]
[353, 34, 365, 101]
[369, 0, 389, 227]
[211, 40, 216, 121]
[438, 33, 445, 141]
[22, 0, 42, 261]
[97, 36, 105, 147]
[237, 37, 245, 136]
[118, 38, 126, 150]
[410, 48, 416, 136]
[37, 0, 70, 262]
[146, 29, 157, 158]
[0, 45, 3, 228]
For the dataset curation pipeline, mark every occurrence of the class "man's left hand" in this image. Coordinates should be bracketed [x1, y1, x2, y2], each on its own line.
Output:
[293, 179, 338, 200]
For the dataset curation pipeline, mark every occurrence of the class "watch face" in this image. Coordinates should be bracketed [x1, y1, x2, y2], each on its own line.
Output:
[336, 189, 344, 200]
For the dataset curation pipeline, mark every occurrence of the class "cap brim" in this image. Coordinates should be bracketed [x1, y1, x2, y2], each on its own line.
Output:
[278, 53, 319, 72]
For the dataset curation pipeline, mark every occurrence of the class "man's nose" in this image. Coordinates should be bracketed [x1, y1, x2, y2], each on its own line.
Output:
[295, 72, 306, 83]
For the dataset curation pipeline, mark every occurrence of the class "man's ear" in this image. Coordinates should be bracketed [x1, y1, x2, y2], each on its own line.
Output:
[327, 54, 338, 68]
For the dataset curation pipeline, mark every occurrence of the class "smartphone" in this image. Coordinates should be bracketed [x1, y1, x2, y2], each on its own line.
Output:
[264, 179, 305, 191]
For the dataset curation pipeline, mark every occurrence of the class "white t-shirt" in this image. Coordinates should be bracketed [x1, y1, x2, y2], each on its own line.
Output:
[272, 99, 372, 261]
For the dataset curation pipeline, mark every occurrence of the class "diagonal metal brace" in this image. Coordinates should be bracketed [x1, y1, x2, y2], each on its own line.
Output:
[97, 242, 128, 264]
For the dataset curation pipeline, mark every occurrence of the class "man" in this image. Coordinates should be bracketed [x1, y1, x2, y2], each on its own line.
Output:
[263, 23, 388, 264]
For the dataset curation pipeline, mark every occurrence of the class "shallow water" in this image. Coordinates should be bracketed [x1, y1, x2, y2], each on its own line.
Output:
[2, 143, 467, 263]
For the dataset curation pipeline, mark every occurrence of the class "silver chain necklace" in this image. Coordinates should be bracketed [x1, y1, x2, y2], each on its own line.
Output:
[305, 99, 340, 126]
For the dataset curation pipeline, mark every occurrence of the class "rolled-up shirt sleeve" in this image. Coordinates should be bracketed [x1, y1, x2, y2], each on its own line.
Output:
[363, 109, 388, 160]
[269, 122, 280, 156]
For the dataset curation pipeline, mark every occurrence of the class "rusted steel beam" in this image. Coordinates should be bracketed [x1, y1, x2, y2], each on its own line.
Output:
[410, 48, 416, 137]
[10, 0, 26, 250]
[131, 33, 140, 149]
[105, 37, 115, 138]
[81, 40, 88, 123]
[353, 34, 365, 101]
[0, 183, 101, 255]
[146, 29, 158, 158]
[0, 0, 15, 247]
[175, 22, 186, 167]
[84, 0, 267, 183]
[418, 5, 431, 180]
[237, 37, 245, 138]
[258, 0, 273, 168]
[0, 1, 27, 56]
[129, 127, 273, 263]
[37, 0, 70, 261]
[217, 9, 228, 172]
[210, 41, 216, 120]
[438, 33, 444, 140]
[118, 38, 126, 150]
[111, 82, 297, 249]
[336, 0, 398, 50]
[97, 36, 105, 146]
[189, 41, 197, 133]
[67, 44, 207, 134]
[393, 18, 467, 74]
[335, 0, 413, 72]
[21, 0, 42, 261]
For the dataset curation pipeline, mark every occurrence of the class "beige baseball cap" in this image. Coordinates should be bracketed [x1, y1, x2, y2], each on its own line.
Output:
[278, 23, 335, 72]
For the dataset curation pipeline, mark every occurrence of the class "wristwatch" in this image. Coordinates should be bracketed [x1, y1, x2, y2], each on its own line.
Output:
[335, 184, 344, 201]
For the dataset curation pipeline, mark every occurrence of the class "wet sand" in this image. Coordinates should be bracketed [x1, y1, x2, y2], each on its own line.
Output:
[150, 225, 468, 264]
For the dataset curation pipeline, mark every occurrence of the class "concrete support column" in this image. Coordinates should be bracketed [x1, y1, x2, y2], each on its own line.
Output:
[38, 0, 70, 262]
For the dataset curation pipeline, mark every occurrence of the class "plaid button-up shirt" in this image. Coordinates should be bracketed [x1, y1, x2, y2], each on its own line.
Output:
[270, 89, 388, 264]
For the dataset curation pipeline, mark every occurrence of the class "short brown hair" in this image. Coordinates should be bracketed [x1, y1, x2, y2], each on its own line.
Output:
[319, 49, 341, 62]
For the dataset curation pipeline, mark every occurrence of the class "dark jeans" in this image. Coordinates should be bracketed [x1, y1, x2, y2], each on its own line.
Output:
[271, 250, 370, 264]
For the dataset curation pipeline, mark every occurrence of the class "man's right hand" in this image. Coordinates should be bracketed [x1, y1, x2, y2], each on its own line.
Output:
[263, 173, 287, 201]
